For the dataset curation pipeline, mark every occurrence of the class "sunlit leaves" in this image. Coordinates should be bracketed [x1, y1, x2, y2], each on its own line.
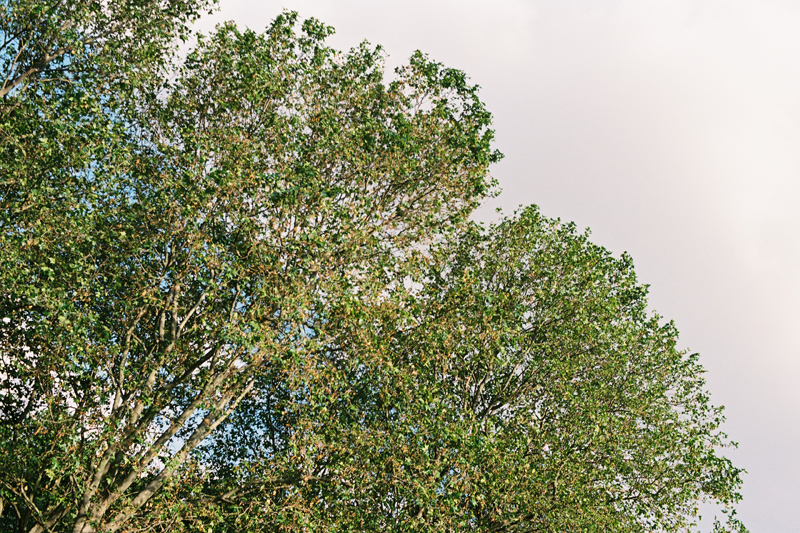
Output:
[209, 208, 745, 532]
[0, 5, 744, 533]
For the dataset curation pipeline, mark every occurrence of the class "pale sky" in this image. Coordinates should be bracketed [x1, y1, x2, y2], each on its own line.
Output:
[197, 2, 800, 530]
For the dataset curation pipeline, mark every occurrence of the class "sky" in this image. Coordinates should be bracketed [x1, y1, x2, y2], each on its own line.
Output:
[196, 2, 800, 530]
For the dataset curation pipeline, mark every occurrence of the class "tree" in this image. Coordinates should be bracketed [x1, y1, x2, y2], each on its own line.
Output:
[0, 5, 744, 533]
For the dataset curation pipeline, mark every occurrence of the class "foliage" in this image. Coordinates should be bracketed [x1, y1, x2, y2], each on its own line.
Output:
[204, 206, 744, 533]
[0, 3, 744, 533]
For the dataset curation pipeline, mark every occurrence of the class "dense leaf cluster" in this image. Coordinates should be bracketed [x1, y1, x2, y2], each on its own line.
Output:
[1, 2, 744, 532]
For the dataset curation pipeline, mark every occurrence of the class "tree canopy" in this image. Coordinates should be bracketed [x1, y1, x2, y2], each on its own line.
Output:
[1, 2, 745, 532]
